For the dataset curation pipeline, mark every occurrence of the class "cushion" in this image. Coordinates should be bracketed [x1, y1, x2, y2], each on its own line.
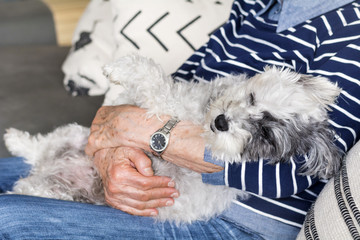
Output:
[296, 141, 360, 239]
[61, 0, 233, 96]
[62, 0, 115, 96]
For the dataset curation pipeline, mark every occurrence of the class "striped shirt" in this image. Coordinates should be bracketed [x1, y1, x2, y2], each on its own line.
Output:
[173, 0, 360, 228]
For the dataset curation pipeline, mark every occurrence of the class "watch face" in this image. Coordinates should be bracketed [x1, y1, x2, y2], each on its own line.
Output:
[150, 133, 168, 152]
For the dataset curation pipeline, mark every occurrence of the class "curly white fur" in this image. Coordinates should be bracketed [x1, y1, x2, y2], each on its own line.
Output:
[5, 125, 104, 204]
[4, 54, 342, 224]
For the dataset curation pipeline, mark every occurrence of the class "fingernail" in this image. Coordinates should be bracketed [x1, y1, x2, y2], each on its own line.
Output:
[166, 200, 174, 206]
[150, 211, 157, 216]
[144, 167, 153, 176]
[171, 192, 179, 198]
[168, 181, 175, 187]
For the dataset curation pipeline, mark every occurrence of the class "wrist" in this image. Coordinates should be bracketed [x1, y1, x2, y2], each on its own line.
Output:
[120, 105, 170, 151]
[134, 110, 221, 173]
[162, 121, 222, 173]
[164, 120, 204, 157]
[138, 114, 172, 152]
[145, 116, 203, 160]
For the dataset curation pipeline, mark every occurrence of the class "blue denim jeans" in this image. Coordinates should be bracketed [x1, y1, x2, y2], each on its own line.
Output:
[0, 157, 299, 239]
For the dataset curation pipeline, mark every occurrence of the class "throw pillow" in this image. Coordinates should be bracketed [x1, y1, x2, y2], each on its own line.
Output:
[62, 0, 233, 96]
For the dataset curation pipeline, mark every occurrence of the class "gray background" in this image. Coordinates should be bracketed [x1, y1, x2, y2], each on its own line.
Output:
[0, 0, 104, 157]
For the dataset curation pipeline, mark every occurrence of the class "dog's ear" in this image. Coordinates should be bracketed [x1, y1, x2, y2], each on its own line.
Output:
[244, 111, 342, 179]
[298, 75, 341, 111]
[295, 74, 342, 178]
[298, 123, 342, 179]
[243, 111, 292, 163]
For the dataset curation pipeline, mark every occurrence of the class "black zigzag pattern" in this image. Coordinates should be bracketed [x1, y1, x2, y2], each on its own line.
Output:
[176, 15, 201, 51]
[120, 11, 142, 50]
[147, 12, 170, 51]
[119, 11, 211, 52]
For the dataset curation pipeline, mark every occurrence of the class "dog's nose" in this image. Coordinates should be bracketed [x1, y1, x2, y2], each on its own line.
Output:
[214, 114, 229, 131]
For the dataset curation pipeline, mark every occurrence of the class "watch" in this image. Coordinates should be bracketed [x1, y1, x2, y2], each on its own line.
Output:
[149, 118, 180, 155]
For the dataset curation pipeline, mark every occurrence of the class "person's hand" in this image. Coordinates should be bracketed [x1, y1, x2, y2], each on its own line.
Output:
[85, 105, 154, 155]
[86, 105, 223, 173]
[94, 147, 179, 216]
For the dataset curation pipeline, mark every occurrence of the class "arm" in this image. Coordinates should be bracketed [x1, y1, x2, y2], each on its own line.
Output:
[86, 105, 318, 199]
[86, 104, 223, 173]
[85, 105, 222, 216]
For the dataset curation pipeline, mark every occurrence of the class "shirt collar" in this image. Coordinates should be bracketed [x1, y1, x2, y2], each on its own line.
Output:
[258, 0, 355, 32]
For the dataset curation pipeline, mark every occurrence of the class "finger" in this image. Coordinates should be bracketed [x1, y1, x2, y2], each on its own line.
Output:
[85, 133, 100, 156]
[132, 187, 179, 202]
[113, 185, 179, 201]
[92, 149, 110, 180]
[132, 175, 176, 191]
[85, 109, 108, 157]
[93, 148, 108, 161]
[118, 147, 154, 176]
[112, 204, 159, 217]
[106, 194, 174, 214]
[107, 164, 175, 191]
[120, 197, 174, 210]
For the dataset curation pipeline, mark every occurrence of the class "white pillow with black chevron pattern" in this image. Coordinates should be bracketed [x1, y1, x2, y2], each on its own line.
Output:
[111, 0, 233, 75]
[61, 0, 233, 96]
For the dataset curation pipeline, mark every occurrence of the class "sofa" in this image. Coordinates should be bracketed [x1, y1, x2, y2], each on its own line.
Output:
[0, 0, 103, 158]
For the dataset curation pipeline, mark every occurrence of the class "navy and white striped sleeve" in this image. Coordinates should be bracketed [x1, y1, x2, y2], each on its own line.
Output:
[202, 149, 320, 199]
[202, 7, 360, 198]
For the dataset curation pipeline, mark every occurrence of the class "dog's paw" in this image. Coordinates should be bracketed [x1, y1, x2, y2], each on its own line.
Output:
[4, 128, 28, 156]
[103, 54, 140, 79]
[102, 54, 166, 87]
[4, 128, 38, 160]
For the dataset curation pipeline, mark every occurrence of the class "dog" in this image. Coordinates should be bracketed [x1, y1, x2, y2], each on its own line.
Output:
[4, 54, 342, 224]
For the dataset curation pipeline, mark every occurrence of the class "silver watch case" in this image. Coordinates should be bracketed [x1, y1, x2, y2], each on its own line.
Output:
[149, 130, 169, 155]
[149, 118, 179, 155]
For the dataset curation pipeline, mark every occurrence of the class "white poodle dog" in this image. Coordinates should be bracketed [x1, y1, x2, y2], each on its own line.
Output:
[4, 55, 342, 224]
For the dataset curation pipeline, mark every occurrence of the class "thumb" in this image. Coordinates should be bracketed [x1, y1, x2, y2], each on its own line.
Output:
[123, 147, 154, 177]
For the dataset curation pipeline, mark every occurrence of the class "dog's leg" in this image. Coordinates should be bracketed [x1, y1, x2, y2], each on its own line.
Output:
[103, 54, 215, 122]
[103, 54, 169, 90]
[102, 54, 174, 109]
[4, 128, 42, 165]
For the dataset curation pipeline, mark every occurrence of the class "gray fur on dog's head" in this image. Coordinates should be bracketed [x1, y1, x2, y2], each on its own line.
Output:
[204, 66, 342, 179]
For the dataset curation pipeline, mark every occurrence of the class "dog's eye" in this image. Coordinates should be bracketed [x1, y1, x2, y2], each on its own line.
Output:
[248, 92, 255, 106]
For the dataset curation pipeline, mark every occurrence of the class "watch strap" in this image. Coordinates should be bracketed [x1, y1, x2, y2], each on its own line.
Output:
[159, 118, 180, 134]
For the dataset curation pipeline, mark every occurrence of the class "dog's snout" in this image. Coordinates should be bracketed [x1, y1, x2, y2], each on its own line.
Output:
[214, 114, 229, 131]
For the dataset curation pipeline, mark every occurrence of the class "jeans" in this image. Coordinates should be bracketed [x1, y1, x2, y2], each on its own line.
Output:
[0, 157, 299, 239]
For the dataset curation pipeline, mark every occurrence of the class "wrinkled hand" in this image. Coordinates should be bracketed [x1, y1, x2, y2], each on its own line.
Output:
[85, 105, 153, 156]
[86, 105, 222, 173]
[94, 147, 179, 216]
